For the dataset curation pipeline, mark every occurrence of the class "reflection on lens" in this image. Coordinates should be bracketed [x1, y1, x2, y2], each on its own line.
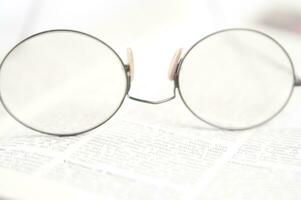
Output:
[178, 29, 294, 130]
[0, 30, 127, 135]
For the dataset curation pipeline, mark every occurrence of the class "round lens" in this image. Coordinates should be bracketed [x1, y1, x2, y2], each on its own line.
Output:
[0, 30, 128, 135]
[178, 29, 294, 130]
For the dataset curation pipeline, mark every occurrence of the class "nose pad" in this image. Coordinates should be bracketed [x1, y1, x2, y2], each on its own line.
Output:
[127, 48, 134, 81]
[168, 48, 182, 80]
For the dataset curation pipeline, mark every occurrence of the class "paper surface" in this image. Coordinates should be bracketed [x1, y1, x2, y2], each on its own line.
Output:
[0, 94, 300, 200]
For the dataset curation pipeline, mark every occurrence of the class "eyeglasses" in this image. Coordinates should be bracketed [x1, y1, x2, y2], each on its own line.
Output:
[0, 28, 298, 136]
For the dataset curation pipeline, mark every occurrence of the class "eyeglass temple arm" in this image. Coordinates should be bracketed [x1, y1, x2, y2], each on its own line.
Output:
[295, 78, 301, 86]
[126, 48, 182, 105]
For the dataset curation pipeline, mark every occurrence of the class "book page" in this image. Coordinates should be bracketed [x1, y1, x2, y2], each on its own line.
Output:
[0, 94, 300, 200]
[0, 94, 243, 199]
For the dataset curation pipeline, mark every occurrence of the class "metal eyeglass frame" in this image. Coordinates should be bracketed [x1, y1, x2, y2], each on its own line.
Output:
[0, 28, 300, 136]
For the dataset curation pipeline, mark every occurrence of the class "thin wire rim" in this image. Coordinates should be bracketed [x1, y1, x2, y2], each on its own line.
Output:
[0, 29, 130, 136]
[177, 28, 296, 131]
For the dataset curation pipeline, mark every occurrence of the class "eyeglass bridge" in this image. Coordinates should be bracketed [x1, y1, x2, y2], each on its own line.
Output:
[126, 48, 182, 105]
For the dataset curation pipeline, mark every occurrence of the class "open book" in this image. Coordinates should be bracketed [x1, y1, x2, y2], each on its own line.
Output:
[0, 93, 300, 200]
